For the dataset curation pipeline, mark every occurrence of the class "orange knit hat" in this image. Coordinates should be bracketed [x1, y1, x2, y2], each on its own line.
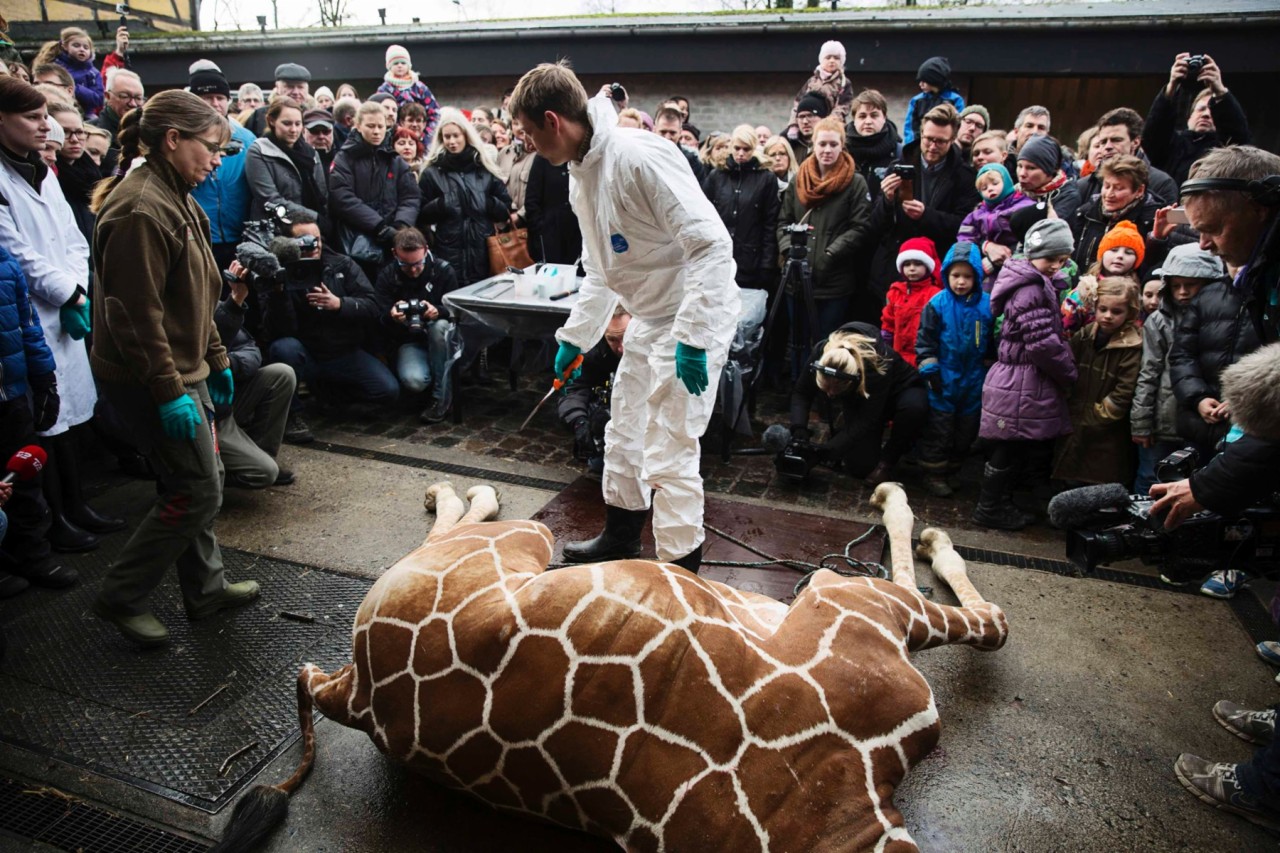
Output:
[1097, 220, 1145, 267]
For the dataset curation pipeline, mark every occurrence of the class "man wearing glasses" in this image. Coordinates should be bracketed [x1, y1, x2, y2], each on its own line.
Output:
[865, 103, 981, 311]
[303, 108, 337, 172]
[89, 68, 144, 145]
[189, 62, 257, 272]
[372, 227, 459, 424]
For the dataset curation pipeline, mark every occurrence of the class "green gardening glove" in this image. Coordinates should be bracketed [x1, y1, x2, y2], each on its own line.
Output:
[674, 342, 708, 396]
[207, 368, 234, 407]
[157, 394, 202, 441]
[554, 341, 582, 386]
[59, 297, 91, 340]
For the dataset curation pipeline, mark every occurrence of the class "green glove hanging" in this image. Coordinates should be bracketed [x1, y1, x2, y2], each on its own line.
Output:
[157, 395, 202, 442]
[674, 342, 708, 396]
[207, 368, 234, 407]
[554, 341, 582, 386]
[59, 297, 91, 341]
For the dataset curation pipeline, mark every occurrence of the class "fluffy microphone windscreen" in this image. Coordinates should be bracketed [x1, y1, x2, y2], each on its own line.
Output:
[1047, 482, 1132, 530]
[762, 424, 793, 453]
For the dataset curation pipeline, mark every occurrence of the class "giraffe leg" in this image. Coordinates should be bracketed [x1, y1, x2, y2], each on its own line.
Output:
[870, 482, 916, 591]
[424, 482, 466, 542]
[460, 485, 500, 524]
[914, 528, 1009, 651]
[916, 528, 983, 608]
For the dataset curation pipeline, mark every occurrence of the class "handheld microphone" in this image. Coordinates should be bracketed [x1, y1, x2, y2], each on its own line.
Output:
[762, 424, 793, 454]
[2, 445, 47, 485]
[1047, 483, 1132, 530]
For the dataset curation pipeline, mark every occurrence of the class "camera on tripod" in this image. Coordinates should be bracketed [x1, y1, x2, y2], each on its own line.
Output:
[1056, 447, 1280, 582]
[395, 299, 433, 332]
[783, 222, 812, 261]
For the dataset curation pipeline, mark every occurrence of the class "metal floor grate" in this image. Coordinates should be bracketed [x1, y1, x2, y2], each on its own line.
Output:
[0, 776, 209, 852]
[0, 545, 371, 813]
[313, 440, 569, 492]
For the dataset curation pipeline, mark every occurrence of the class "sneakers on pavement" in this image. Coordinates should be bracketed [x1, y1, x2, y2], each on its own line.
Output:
[1200, 569, 1248, 599]
[1213, 701, 1276, 745]
[1258, 641, 1280, 667]
[283, 414, 314, 445]
[1174, 753, 1280, 833]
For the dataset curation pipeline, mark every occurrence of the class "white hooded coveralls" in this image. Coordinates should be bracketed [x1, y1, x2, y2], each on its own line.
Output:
[556, 96, 741, 560]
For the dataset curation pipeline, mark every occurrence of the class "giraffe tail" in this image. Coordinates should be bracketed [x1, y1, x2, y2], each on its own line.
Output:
[209, 666, 324, 852]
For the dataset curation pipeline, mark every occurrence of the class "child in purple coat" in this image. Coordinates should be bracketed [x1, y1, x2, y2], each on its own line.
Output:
[956, 163, 1034, 285]
[45, 27, 105, 119]
[974, 218, 1078, 530]
[377, 45, 441, 138]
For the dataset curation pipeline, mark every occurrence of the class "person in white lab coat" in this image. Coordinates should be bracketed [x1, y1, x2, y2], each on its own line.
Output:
[0, 77, 121, 556]
[510, 62, 740, 572]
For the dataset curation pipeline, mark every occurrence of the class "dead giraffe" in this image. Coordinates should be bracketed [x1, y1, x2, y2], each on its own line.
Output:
[214, 481, 1008, 853]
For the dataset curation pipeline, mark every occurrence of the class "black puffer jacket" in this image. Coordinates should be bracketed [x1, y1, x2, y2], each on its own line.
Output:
[417, 147, 512, 286]
[1068, 192, 1164, 277]
[525, 154, 582, 266]
[329, 133, 421, 235]
[261, 248, 381, 361]
[844, 119, 901, 202]
[372, 254, 461, 348]
[1168, 278, 1261, 446]
[789, 321, 923, 455]
[702, 158, 780, 289]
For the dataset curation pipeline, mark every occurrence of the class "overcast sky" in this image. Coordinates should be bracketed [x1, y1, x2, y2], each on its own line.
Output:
[200, 0, 740, 30]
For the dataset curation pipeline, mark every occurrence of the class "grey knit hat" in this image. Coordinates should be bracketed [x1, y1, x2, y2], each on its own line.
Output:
[959, 104, 990, 130]
[1017, 134, 1060, 175]
[1024, 218, 1074, 259]
[1153, 243, 1226, 280]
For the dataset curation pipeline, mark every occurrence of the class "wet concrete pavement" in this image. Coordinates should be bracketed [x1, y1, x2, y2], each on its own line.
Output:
[1, 383, 1277, 851]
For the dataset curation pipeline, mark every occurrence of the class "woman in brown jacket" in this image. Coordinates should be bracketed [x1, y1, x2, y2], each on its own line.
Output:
[1053, 277, 1143, 485]
[89, 90, 260, 647]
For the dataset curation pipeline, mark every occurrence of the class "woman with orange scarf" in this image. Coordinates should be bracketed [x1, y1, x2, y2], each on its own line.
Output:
[776, 116, 872, 378]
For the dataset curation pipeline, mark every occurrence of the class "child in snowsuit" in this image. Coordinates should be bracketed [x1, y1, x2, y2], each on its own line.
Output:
[376, 45, 441, 138]
[1061, 220, 1144, 337]
[1053, 277, 1143, 485]
[881, 236, 941, 367]
[902, 56, 965, 146]
[43, 28, 104, 119]
[915, 241, 994, 497]
[956, 163, 1034, 283]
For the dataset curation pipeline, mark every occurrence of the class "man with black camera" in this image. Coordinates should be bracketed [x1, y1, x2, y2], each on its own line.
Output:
[261, 211, 398, 438]
[865, 103, 979, 317]
[1165, 344, 1280, 833]
[1144, 53, 1251, 186]
[372, 228, 459, 424]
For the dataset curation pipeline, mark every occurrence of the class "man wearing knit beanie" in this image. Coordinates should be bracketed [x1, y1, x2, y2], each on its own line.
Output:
[957, 104, 989, 151]
[188, 58, 259, 269]
[785, 91, 830, 162]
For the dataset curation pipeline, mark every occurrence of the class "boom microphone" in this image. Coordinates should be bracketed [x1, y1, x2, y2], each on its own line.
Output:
[1047, 483, 1132, 530]
[2, 445, 47, 485]
[762, 424, 792, 454]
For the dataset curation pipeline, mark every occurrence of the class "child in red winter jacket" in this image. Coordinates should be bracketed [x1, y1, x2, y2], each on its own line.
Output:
[881, 236, 942, 367]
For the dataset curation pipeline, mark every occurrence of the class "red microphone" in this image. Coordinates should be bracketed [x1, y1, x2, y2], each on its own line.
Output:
[3, 446, 47, 485]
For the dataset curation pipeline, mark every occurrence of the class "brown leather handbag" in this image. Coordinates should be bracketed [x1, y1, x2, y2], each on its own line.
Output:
[487, 226, 534, 275]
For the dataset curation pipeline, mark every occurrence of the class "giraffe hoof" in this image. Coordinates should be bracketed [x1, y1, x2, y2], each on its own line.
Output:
[869, 481, 906, 509]
[916, 527, 949, 559]
[424, 482, 456, 513]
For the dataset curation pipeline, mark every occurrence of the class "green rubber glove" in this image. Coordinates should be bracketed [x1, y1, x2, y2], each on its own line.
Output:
[157, 394, 202, 441]
[554, 341, 582, 385]
[59, 297, 91, 341]
[207, 368, 234, 407]
[674, 342, 708, 396]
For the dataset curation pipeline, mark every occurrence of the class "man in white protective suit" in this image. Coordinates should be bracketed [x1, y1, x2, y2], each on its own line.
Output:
[510, 61, 740, 573]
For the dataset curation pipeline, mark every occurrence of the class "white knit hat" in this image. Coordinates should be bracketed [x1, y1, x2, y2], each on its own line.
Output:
[314, 85, 334, 102]
[819, 40, 846, 65]
[44, 120, 64, 146]
[385, 44, 411, 70]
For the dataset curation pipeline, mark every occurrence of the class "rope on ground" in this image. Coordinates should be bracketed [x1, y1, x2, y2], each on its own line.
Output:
[703, 523, 890, 597]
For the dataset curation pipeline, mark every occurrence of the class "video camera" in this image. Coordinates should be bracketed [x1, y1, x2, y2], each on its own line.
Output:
[1053, 447, 1280, 582]
[762, 424, 822, 483]
[783, 222, 812, 261]
[394, 299, 433, 333]
[233, 203, 322, 293]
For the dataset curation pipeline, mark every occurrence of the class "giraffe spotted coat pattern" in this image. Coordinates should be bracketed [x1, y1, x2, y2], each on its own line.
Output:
[290, 482, 1008, 852]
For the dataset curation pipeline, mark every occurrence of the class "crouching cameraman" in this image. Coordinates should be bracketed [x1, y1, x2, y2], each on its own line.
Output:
[260, 210, 398, 438]
[372, 228, 459, 425]
[1165, 343, 1280, 831]
[558, 307, 630, 474]
[787, 321, 926, 486]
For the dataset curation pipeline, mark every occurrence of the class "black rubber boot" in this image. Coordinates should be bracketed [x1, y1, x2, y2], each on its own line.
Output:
[562, 506, 648, 563]
[56, 432, 126, 534]
[40, 441, 99, 553]
[670, 544, 703, 574]
[971, 464, 1027, 531]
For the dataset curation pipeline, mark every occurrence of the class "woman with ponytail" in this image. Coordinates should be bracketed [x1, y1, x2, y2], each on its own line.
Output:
[776, 116, 873, 377]
[244, 97, 329, 232]
[787, 320, 927, 485]
[90, 89, 260, 648]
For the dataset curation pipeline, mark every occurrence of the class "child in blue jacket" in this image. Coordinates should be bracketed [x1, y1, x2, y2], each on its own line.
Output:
[915, 241, 994, 496]
[902, 56, 965, 146]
